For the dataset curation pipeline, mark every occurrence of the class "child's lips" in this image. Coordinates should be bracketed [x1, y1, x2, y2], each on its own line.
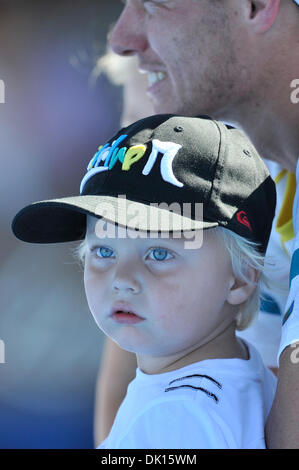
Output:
[110, 303, 145, 324]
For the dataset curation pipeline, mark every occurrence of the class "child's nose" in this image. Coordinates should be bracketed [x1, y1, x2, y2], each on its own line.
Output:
[112, 277, 141, 294]
[112, 266, 142, 294]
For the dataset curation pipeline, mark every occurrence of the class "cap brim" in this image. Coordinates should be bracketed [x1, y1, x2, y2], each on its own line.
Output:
[11, 195, 218, 244]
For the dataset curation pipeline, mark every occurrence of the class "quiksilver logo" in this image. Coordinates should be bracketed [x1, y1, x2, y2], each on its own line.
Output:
[236, 210, 252, 231]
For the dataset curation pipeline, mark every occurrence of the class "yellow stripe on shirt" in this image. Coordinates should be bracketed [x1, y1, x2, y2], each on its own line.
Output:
[276, 171, 296, 251]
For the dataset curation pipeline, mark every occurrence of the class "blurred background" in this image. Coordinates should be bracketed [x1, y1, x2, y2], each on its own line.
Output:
[0, 0, 125, 448]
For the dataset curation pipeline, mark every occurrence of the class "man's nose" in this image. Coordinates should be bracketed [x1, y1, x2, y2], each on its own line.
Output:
[109, 2, 148, 57]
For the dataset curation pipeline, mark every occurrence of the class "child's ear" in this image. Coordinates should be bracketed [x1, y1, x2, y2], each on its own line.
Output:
[227, 267, 260, 306]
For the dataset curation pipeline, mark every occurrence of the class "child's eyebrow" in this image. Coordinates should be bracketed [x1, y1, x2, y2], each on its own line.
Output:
[85, 231, 97, 241]
[86, 233, 187, 242]
[85, 225, 196, 248]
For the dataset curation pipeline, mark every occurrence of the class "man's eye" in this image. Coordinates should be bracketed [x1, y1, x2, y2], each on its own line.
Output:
[143, 0, 168, 13]
[93, 246, 114, 259]
[147, 248, 173, 261]
[144, 0, 167, 3]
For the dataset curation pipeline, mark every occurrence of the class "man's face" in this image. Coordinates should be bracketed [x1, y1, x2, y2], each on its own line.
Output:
[109, 0, 250, 118]
[84, 216, 236, 366]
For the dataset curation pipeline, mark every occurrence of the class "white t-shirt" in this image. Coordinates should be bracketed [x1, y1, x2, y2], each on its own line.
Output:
[278, 158, 299, 358]
[238, 160, 294, 367]
[97, 341, 277, 449]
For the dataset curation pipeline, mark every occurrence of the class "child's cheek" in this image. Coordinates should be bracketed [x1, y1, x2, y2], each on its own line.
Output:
[83, 267, 105, 315]
[152, 280, 184, 327]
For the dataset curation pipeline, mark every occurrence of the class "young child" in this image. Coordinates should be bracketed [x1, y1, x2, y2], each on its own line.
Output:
[12, 114, 277, 449]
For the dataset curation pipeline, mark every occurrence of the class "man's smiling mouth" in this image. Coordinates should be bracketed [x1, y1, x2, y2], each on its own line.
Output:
[139, 68, 167, 87]
[147, 71, 167, 86]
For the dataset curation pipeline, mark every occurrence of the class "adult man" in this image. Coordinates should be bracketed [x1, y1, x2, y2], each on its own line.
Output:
[97, 0, 299, 448]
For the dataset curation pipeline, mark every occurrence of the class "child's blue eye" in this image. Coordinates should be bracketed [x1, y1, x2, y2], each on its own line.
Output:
[90, 246, 173, 261]
[95, 247, 114, 258]
[148, 248, 173, 261]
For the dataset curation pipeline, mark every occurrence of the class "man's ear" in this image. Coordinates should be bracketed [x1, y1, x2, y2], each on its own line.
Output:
[227, 267, 260, 306]
[247, 0, 281, 33]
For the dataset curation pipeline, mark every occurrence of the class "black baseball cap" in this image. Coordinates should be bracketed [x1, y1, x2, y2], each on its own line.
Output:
[11, 114, 276, 253]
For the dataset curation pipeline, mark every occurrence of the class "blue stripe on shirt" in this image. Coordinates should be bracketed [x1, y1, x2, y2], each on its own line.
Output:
[290, 248, 299, 287]
[260, 293, 281, 315]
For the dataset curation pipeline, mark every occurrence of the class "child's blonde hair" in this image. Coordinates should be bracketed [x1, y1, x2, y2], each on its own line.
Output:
[212, 226, 269, 331]
[71, 225, 271, 332]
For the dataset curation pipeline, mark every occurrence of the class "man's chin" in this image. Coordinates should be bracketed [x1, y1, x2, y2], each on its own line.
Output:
[149, 94, 180, 115]
[152, 100, 208, 118]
